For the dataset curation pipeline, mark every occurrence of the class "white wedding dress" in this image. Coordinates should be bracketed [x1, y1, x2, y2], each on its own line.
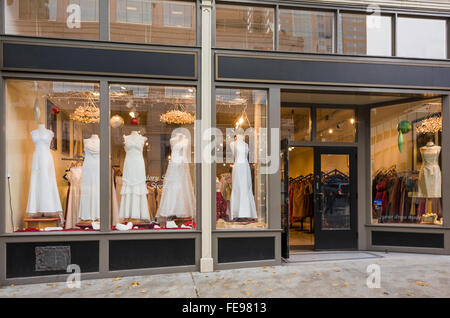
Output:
[119, 133, 150, 220]
[418, 145, 442, 198]
[230, 138, 257, 219]
[78, 136, 100, 220]
[156, 133, 195, 218]
[26, 127, 63, 213]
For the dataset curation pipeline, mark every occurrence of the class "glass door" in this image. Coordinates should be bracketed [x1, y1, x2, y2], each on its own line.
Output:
[313, 147, 357, 250]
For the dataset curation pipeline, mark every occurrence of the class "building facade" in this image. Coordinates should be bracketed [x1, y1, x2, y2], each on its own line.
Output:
[1, 0, 450, 285]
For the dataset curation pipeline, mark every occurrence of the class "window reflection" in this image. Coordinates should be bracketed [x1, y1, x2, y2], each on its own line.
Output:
[397, 17, 446, 59]
[216, 4, 274, 50]
[279, 9, 334, 53]
[342, 13, 392, 56]
[110, 0, 196, 45]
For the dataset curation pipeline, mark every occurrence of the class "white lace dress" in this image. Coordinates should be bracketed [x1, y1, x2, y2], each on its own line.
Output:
[156, 134, 196, 218]
[78, 137, 100, 220]
[26, 128, 62, 213]
[230, 140, 257, 219]
[119, 133, 150, 220]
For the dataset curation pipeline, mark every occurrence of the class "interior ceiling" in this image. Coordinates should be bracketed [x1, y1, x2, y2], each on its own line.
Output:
[281, 90, 439, 106]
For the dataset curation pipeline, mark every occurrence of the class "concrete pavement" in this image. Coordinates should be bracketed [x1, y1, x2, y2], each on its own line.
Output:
[1, 252, 449, 298]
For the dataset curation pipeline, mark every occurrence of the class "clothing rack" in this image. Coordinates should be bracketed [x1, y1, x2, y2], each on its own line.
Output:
[289, 174, 314, 233]
[61, 157, 84, 161]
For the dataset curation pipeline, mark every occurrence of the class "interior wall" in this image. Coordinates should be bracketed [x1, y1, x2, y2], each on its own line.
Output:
[289, 147, 314, 178]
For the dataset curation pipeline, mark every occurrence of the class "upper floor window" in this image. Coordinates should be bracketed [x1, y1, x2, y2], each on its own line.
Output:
[342, 13, 392, 56]
[215, 4, 274, 50]
[110, 0, 196, 46]
[279, 9, 335, 54]
[5, 0, 99, 40]
[397, 17, 447, 59]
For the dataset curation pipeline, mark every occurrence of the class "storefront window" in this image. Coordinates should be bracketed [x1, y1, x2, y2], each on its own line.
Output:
[281, 107, 311, 142]
[316, 108, 356, 142]
[279, 9, 334, 54]
[371, 98, 443, 225]
[342, 13, 392, 56]
[397, 17, 446, 59]
[215, 4, 274, 50]
[5, 0, 99, 40]
[215, 88, 268, 229]
[5, 79, 100, 233]
[110, 0, 196, 46]
[110, 84, 196, 230]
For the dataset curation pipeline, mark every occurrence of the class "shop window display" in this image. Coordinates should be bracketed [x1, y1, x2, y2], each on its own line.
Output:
[110, 84, 196, 230]
[371, 98, 443, 225]
[5, 0, 99, 40]
[5, 79, 100, 232]
[215, 89, 268, 229]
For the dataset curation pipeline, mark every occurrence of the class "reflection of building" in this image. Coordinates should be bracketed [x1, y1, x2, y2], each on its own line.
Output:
[341, 14, 367, 55]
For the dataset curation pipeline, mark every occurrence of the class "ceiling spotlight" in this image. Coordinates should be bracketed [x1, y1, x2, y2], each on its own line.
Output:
[328, 129, 333, 134]
[129, 111, 136, 118]
[350, 118, 355, 124]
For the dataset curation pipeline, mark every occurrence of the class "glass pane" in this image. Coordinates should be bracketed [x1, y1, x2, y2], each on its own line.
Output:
[5, 0, 99, 40]
[342, 13, 392, 56]
[5, 79, 100, 233]
[397, 17, 446, 59]
[279, 9, 334, 53]
[281, 107, 311, 141]
[371, 98, 443, 225]
[320, 154, 350, 230]
[215, 88, 268, 229]
[110, 85, 196, 230]
[216, 4, 274, 50]
[316, 109, 356, 142]
[110, 0, 196, 46]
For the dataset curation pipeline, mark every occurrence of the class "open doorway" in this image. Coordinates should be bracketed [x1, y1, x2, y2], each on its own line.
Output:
[288, 147, 314, 251]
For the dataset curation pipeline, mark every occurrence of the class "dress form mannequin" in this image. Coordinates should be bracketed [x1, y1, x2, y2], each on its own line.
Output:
[230, 133, 258, 221]
[119, 130, 150, 222]
[417, 140, 441, 199]
[26, 124, 63, 215]
[78, 134, 101, 222]
[156, 132, 195, 227]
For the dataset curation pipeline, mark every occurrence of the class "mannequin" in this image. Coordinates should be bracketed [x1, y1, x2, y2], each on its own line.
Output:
[230, 133, 257, 220]
[78, 134, 100, 222]
[26, 124, 63, 214]
[417, 140, 441, 198]
[119, 130, 150, 222]
[156, 131, 195, 227]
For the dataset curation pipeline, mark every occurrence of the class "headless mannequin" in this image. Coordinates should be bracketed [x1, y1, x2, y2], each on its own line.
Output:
[37, 124, 47, 132]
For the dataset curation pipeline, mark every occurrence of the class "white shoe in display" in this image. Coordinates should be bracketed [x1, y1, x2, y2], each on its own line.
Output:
[181, 224, 192, 229]
[166, 221, 178, 229]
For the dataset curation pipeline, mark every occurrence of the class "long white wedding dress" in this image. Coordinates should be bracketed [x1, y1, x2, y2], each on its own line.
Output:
[26, 126, 63, 213]
[78, 135, 100, 221]
[156, 133, 195, 219]
[230, 137, 257, 220]
[119, 132, 150, 220]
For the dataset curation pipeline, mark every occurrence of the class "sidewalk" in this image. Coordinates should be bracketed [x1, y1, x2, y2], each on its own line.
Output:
[1, 252, 449, 298]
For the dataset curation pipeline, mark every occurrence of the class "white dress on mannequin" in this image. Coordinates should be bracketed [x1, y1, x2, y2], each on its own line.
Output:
[78, 135, 100, 220]
[230, 136, 257, 220]
[156, 133, 195, 218]
[417, 142, 441, 198]
[26, 125, 63, 213]
[65, 166, 82, 229]
[119, 131, 150, 220]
